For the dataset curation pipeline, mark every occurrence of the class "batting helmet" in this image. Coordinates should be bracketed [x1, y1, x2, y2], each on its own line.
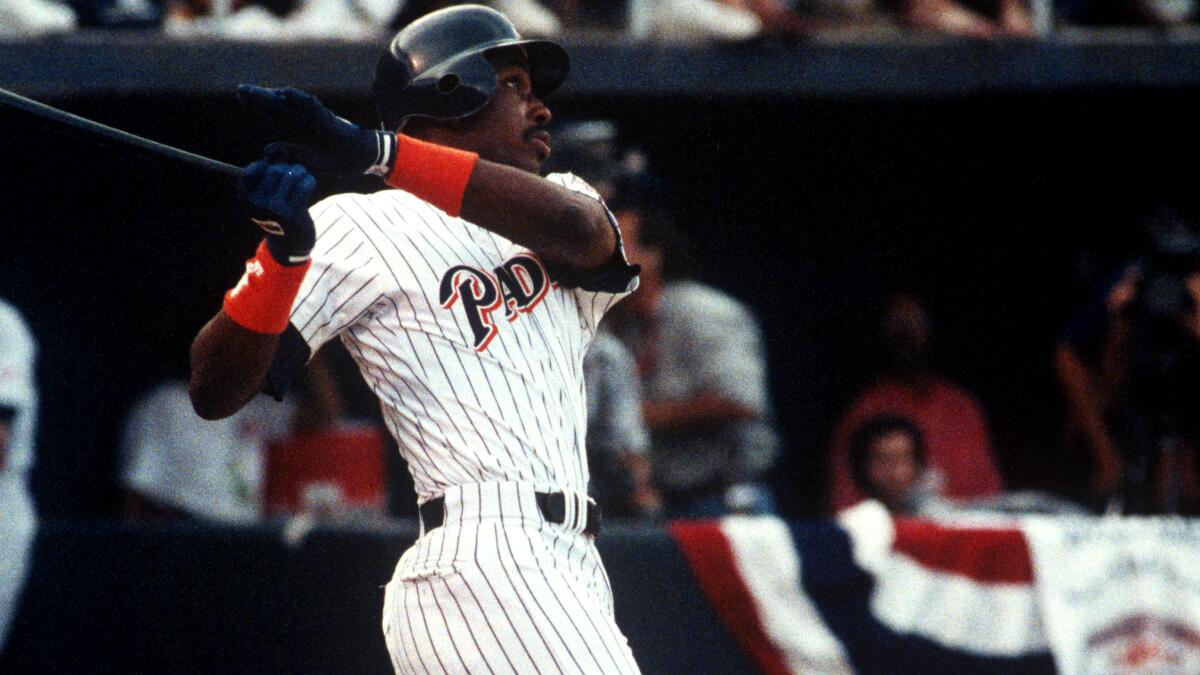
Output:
[373, 4, 570, 130]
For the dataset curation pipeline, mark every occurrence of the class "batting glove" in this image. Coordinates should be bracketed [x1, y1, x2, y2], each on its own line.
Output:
[237, 84, 395, 177]
[238, 160, 317, 266]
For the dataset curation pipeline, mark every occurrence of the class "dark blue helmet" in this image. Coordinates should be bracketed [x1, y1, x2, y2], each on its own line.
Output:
[373, 4, 570, 129]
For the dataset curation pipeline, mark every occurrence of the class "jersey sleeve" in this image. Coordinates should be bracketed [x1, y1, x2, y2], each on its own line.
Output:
[544, 172, 640, 333]
[265, 195, 387, 399]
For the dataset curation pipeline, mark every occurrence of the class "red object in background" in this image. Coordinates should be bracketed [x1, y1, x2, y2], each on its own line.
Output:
[265, 423, 386, 515]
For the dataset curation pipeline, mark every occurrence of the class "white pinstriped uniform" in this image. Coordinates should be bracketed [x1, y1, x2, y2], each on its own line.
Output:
[287, 173, 641, 673]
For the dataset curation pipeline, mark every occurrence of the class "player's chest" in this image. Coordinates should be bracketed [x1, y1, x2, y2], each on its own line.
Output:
[378, 237, 574, 353]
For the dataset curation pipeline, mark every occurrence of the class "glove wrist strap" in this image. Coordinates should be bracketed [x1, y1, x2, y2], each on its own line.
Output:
[264, 234, 312, 267]
[222, 240, 311, 335]
[384, 134, 478, 217]
[365, 131, 397, 177]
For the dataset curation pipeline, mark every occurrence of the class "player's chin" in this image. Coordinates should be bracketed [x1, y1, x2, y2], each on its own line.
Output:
[515, 152, 543, 175]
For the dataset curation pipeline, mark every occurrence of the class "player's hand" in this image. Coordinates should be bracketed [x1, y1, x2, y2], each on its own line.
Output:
[238, 160, 317, 266]
[238, 84, 392, 177]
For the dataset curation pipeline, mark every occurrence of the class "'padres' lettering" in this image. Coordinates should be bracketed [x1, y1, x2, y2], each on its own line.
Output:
[439, 254, 551, 350]
[494, 255, 551, 322]
[439, 265, 502, 351]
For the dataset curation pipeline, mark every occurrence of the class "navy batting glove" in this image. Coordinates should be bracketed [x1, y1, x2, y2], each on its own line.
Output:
[237, 84, 395, 177]
[238, 160, 317, 266]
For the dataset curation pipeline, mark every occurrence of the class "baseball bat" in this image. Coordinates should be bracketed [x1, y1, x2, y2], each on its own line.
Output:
[0, 86, 243, 179]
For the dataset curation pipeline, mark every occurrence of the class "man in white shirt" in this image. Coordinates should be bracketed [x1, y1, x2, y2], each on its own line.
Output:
[0, 297, 38, 653]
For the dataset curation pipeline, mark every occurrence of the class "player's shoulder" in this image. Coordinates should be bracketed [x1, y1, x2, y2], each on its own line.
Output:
[311, 188, 440, 230]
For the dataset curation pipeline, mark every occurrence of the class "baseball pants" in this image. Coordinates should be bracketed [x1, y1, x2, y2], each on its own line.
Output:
[383, 481, 641, 674]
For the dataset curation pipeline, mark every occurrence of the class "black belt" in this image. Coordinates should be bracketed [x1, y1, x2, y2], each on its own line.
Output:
[419, 491, 602, 537]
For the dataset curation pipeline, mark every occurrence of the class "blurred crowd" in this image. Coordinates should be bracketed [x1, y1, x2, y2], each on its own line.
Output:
[3, 0, 1199, 43]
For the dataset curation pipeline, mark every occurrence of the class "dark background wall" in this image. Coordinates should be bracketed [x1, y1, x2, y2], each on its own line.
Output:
[2, 87, 1192, 519]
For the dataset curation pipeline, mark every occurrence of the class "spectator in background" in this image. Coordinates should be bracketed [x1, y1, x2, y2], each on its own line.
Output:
[885, 0, 1035, 38]
[848, 413, 937, 514]
[120, 380, 294, 522]
[584, 331, 659, 520]
[627, 0, 763, 41]
[607, 186, 780, 520]
[1055, 0, 1193, 27]
[849, 411, 1089, 517]
[0, 297, 38, 656]
[1055, 213, 1200, 513]
[0, 0, 74, 36]
[727, 0, 885, 38]
[829, 292, 1002, 513]
[120, 350, 356, 522]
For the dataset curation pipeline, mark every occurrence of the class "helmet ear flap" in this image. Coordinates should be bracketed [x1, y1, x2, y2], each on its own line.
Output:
[388, 53, 497, 127]
[374, 51, 415, 130]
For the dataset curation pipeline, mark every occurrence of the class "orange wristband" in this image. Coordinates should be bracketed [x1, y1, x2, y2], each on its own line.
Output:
[222, 240, 311, 334]
[385, 134, 479, 217]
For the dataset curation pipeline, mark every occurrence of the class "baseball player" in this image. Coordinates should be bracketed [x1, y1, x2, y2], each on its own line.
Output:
[0, 296, 38, 654]
[188, 5, 641, 673]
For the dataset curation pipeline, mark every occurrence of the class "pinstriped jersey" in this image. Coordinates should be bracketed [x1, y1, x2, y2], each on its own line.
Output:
[287, 173, 637, 503]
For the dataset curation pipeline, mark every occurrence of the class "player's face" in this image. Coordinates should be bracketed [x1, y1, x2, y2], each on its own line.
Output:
[445, 52, 552, 174]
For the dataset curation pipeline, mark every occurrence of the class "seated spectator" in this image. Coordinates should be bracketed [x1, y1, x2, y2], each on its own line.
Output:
[120, 380, 294, 522]
[120, 350, 370, 522]
[607, 182, 780, 520]
[0, 0, 74, 37]
[485, 0, 562, 34]
[849, 413, 1088, 518]
[848, 413, 938, 514]
[163, 0, 398, 41]
[829, 292, 1003, 513]
[726, 0, 883, 38]
[627, 0, 763, 42]
[1055, 0, 1193, 27]
[584, 330, 659, 520]
[885, 0, 1034, 38]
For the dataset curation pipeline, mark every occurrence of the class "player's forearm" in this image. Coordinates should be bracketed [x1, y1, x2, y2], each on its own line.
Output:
[188, 312, 278, 420]
[191, 160, 316, 419]
[459, 160, 616, 272]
